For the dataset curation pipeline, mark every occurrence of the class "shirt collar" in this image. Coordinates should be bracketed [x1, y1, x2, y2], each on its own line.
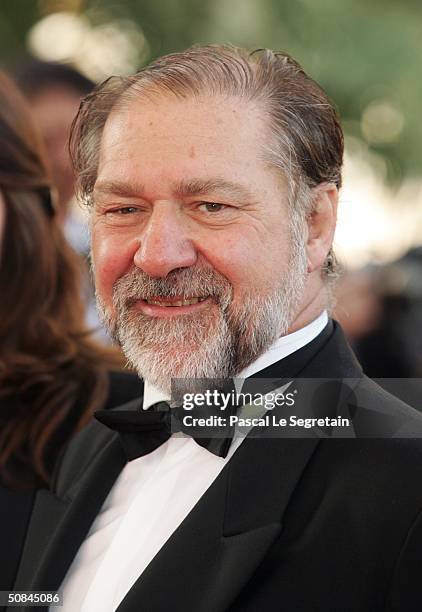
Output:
[142, 310, 328, 410]
[237, 310, 328, 379]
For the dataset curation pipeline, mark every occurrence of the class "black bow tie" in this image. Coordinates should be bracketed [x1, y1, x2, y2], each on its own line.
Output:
[95, 401, 235, 461]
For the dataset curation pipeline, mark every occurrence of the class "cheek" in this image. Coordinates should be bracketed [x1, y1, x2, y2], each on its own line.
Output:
[91, 229, 137, 306]
[203, 228, 290, 295]
[202, 234, 268, 291]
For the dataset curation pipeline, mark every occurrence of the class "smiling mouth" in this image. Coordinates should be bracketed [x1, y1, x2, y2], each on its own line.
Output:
[143, 296, 210, 307]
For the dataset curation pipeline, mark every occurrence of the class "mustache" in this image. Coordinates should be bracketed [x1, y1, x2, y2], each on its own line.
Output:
[112, 266, 233, 308]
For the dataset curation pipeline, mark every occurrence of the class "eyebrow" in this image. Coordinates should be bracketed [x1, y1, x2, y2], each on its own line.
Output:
[93, 180, 146, 199]
[173, 178, 255, 202]
[93, 177, 255, 202]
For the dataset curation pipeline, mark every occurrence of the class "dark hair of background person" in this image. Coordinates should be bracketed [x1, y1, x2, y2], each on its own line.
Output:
[12, 58, 95, 217]
[13, 56, 94, 98]
[0, 71, 126, 491]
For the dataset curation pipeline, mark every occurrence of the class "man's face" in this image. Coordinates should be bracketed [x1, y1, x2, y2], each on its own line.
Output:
[92, 93, 307, 391]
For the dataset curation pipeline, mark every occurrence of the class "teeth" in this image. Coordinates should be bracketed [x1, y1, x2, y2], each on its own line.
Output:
[145, 297, 207, 307]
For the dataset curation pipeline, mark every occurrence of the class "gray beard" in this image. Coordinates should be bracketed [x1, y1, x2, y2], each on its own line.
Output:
[97, 240, 307, 395]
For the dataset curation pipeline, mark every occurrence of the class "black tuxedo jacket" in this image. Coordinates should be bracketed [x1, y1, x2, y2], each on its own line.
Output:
[12, 322, 422, 611]
[0, 370, 143, 594]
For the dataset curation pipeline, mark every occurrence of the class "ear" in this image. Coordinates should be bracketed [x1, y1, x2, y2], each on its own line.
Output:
[306, 183, 338, 273]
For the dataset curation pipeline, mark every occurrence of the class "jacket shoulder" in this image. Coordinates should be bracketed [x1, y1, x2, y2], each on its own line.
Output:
[104, 370, 144, 410]
[51, 396, 140, 496]
[353, 375, 422, 436]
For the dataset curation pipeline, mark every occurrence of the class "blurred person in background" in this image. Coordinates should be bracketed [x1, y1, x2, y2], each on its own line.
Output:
[14, 58, 107, 338]
[335, 263, 422, 407]
[333, 268, 382, 345]
[0, 72, 143, 590]
[389, 248, 422, 377]
[13, 58, 93, 228]
[353, 266, 414, 378]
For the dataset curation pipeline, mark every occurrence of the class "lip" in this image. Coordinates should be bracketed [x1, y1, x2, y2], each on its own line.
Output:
[134, 296, 214, 318]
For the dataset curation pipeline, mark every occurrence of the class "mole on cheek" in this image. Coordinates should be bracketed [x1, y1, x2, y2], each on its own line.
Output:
[189, 146, 196, 159]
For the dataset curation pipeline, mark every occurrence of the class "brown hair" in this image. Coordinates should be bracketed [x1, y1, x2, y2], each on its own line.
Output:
[72, 46, 343, 195]
[70, 45, 343, 279]
[0, 72, 123, 489]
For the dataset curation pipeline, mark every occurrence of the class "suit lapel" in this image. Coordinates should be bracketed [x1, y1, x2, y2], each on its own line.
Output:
[117, 435, 319, 612]
[12, 489, 67, 597]
[21, 433, 126, 593]
[19, 398, 144, 594]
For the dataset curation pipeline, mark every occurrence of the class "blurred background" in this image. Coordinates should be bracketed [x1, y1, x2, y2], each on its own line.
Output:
[1, 0, 421, 383]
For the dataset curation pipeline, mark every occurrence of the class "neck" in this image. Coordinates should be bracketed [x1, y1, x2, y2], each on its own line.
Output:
[288, 279, 328, 335]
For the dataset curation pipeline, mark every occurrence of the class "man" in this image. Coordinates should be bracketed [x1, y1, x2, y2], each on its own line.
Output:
[13, 45, 422, 611]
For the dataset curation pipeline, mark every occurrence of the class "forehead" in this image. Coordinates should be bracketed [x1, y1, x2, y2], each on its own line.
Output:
[96, 93, 275, 190]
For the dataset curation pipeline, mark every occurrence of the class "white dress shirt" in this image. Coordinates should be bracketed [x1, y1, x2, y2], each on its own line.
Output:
[56, 311, 328, 611]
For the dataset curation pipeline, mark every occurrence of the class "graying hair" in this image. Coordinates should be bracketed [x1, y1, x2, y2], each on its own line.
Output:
[70, 44, 344, 280]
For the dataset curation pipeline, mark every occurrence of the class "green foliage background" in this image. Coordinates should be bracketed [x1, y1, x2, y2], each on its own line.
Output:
[0, 0, 421, 183]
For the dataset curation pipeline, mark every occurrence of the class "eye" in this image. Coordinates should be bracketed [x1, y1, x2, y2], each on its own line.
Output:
[198, 202, 226, 213]
[101, 205, 144, 225]
[108, 206, 138, 215]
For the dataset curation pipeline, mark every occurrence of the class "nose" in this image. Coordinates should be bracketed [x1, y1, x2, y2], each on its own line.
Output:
[133, 202, 197, 277]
